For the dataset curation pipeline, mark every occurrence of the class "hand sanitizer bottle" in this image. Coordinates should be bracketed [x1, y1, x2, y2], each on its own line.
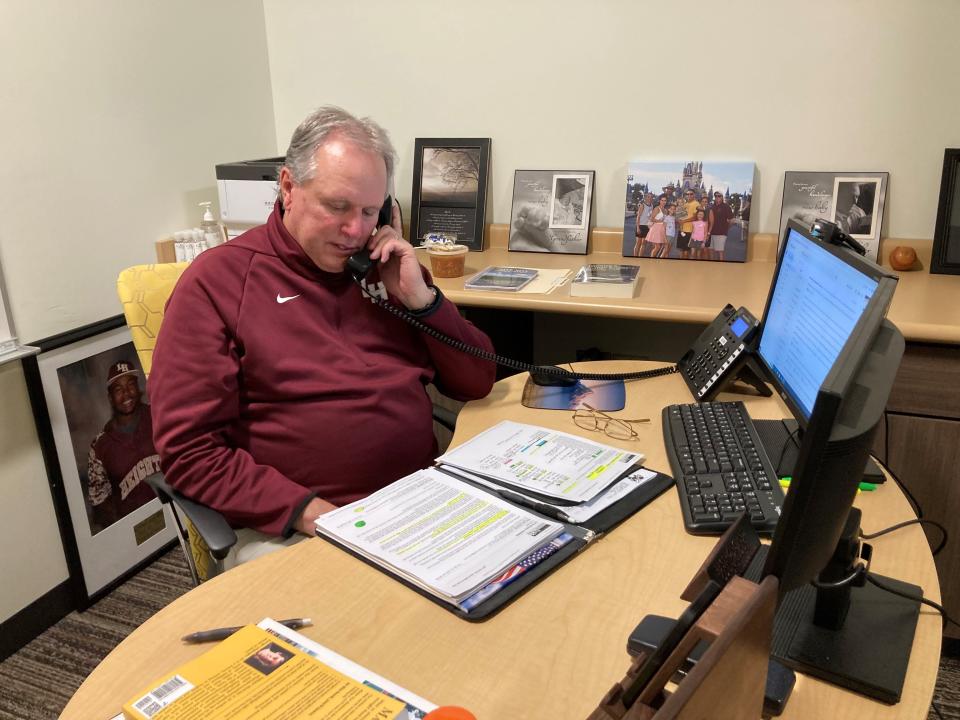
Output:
[199, 201, 226, 248]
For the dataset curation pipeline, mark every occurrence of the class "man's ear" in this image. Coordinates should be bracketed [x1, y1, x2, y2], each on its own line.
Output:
[278, 167, 294, 210]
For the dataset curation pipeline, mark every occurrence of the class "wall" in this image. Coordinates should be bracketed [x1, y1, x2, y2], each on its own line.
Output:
[262, 0, 960, 241]
[0, 1, 276, 623]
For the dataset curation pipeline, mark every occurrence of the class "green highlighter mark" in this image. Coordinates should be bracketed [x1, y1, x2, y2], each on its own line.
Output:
[354, 520, 366, 528]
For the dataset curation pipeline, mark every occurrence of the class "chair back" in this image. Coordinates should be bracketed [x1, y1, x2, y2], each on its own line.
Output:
[116, 263, 189, 375]
[117, 262, 219, 582]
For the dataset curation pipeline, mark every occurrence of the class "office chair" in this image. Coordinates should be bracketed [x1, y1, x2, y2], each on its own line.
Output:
[117, 262, 459, 584]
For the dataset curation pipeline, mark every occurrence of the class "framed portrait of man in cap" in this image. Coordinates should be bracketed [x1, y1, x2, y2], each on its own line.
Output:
[23, 315, 176, 604]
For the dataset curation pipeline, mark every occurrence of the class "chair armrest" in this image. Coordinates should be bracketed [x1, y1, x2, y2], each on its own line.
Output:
[431, 403, 458, 432]
[145, 473, 237, 560]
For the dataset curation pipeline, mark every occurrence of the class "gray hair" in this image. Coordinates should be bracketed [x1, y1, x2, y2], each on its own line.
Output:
[283, 106, 396, 189]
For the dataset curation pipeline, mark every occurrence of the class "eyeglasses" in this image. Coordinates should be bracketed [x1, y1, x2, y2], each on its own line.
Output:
[573, 403, 650, 440]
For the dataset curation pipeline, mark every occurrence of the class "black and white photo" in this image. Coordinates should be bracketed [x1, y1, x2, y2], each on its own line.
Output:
[509, 170, 594, 254]
[779, 171, 888, 262]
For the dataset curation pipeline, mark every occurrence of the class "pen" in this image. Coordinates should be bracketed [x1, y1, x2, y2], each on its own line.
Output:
[779, 477, 876, 493]
[181, 617, 312, 644]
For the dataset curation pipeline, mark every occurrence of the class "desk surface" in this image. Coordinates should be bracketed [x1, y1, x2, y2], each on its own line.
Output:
[62, 362, 942, 720]
[426, 227, 960, 344]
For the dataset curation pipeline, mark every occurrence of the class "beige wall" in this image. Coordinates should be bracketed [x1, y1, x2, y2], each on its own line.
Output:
[262, 0, 960, 241]
[0, 1, 276, 623]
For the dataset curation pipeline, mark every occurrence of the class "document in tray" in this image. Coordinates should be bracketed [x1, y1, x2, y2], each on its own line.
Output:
[314, 468, 564, 604]
[258, 618, 436, 718]
[442, 465, 660, 524]
[436, 420, 644, 503]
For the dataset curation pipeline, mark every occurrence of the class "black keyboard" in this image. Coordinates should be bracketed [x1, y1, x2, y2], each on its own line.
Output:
[662, 401, 785, 535]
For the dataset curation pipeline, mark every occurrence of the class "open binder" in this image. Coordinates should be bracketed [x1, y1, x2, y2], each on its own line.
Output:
[315, 466, 673, 621]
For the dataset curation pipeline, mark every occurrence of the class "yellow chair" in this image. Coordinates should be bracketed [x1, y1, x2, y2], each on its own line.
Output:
[117, 263, 236, 583]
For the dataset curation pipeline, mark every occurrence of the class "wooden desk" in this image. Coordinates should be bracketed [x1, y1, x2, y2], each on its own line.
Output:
[62, 363, 942, 720]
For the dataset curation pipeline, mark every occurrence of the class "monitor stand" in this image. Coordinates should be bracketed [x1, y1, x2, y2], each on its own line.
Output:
[753, 418, 884, 483]
[759, 510, 921, 704]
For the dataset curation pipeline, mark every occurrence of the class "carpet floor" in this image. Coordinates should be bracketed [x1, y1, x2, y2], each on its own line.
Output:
[0, 546, 957, 719]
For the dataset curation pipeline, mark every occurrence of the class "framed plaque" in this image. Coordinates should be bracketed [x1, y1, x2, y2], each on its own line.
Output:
[22, 316, 176, 605]
[410, 138, 491, 250]
[932, 149, 960, 275]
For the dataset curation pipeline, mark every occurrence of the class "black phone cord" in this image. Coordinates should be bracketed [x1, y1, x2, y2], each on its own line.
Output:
[356, 280, 680, 383]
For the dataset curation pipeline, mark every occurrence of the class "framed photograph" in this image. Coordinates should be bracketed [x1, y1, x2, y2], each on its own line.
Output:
[410, 138, 491, 251]
[622, 161, 755, 263]
[22, 315, 176, 605]
[508, 170, 595, 254]
[779, 171, 888, 262]
[932, 149, 960, 275]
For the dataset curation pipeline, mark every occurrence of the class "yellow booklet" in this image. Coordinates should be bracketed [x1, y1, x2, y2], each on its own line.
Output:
[122, 624, 404, 719]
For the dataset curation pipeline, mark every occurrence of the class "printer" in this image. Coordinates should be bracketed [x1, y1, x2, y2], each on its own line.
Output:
[215, 157, 284, 239]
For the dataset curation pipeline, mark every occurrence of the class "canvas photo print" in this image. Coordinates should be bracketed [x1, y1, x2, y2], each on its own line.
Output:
[779, 171, 888, 262]
[622, 161, 754, 263]
[509, 170, 595, 254]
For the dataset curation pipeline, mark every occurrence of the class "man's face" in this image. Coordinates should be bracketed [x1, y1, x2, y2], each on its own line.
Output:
[279, 136, 388, 272]
[714, 193, 724, 204]
[108, 375, 141, 418]
[256, 648, 286, 668]
[684, 191, 695, 203]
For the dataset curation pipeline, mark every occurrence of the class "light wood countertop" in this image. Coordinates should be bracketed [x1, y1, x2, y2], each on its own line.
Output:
[424, 226, 960, 344]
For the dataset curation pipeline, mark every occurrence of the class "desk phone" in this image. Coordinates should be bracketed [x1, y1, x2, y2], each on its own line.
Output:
[678, 305, 761, 401]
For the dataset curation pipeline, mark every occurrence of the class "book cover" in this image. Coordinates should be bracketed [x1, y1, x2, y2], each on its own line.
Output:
[570, 264, 642, 298]
[464, 266, 538, 291]
[122, 625, 405, 720]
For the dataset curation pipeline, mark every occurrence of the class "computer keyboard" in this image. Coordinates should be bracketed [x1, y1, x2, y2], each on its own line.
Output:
[662, 401, 785, 535]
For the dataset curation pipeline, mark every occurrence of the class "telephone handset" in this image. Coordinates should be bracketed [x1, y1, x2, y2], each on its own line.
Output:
[678, 304, 770, 401]
[345, 196, 394, 282]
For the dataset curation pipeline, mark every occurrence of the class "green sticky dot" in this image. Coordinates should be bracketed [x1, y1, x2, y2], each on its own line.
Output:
[354, 520, 366, 528]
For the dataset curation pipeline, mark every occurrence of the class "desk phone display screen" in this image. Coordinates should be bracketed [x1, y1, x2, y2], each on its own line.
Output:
[758, 229, 879, 421]
[730, 316, 751, 338]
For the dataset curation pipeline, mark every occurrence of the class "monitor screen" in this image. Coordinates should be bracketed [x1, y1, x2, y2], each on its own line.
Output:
[757, 225, 882, 424]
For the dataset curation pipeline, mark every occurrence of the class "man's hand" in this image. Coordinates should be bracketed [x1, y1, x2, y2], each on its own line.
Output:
[367, 201, 435, 310]
[295, 496, 338, 536]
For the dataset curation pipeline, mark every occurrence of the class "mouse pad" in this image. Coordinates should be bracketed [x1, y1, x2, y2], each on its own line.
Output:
[521, 377, 625, 411]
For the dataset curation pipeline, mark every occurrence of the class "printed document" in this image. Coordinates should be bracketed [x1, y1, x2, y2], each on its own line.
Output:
[259, 618, 436, 719]
[441, 465, 659, 524]
[436, 420, 643, 503]
[314, 468, 563, 603]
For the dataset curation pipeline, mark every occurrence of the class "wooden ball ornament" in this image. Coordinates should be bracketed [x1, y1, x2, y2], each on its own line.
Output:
[424, 707, 477, 720]
[889, 246, 917, 271]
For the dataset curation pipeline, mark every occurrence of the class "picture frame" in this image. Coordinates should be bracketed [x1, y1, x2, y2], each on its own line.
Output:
[508, 170, 595, 254]
[623, 161, 755, 263]
[410, 138, 491, 251]
[22, 315, 176, 605]
[779, 171, 888, 262]
[931, 149, 960, 275]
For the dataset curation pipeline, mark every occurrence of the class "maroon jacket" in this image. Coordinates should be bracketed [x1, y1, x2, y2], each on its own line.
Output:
[150, 205, 496, 536]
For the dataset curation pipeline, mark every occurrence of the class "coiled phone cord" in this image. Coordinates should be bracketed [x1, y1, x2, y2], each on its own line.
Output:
[356, 279, 680, 384]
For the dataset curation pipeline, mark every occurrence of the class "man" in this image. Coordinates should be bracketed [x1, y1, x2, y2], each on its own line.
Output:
[676, 189, 700, 259]
[150, 106, 496, 565]
[632, 191, 654, 257]
[87, 361, 160, 529]
[707, 191, 734, 262]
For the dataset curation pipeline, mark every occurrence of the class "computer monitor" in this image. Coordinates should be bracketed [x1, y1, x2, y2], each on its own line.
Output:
[755, 221, 916, 703]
